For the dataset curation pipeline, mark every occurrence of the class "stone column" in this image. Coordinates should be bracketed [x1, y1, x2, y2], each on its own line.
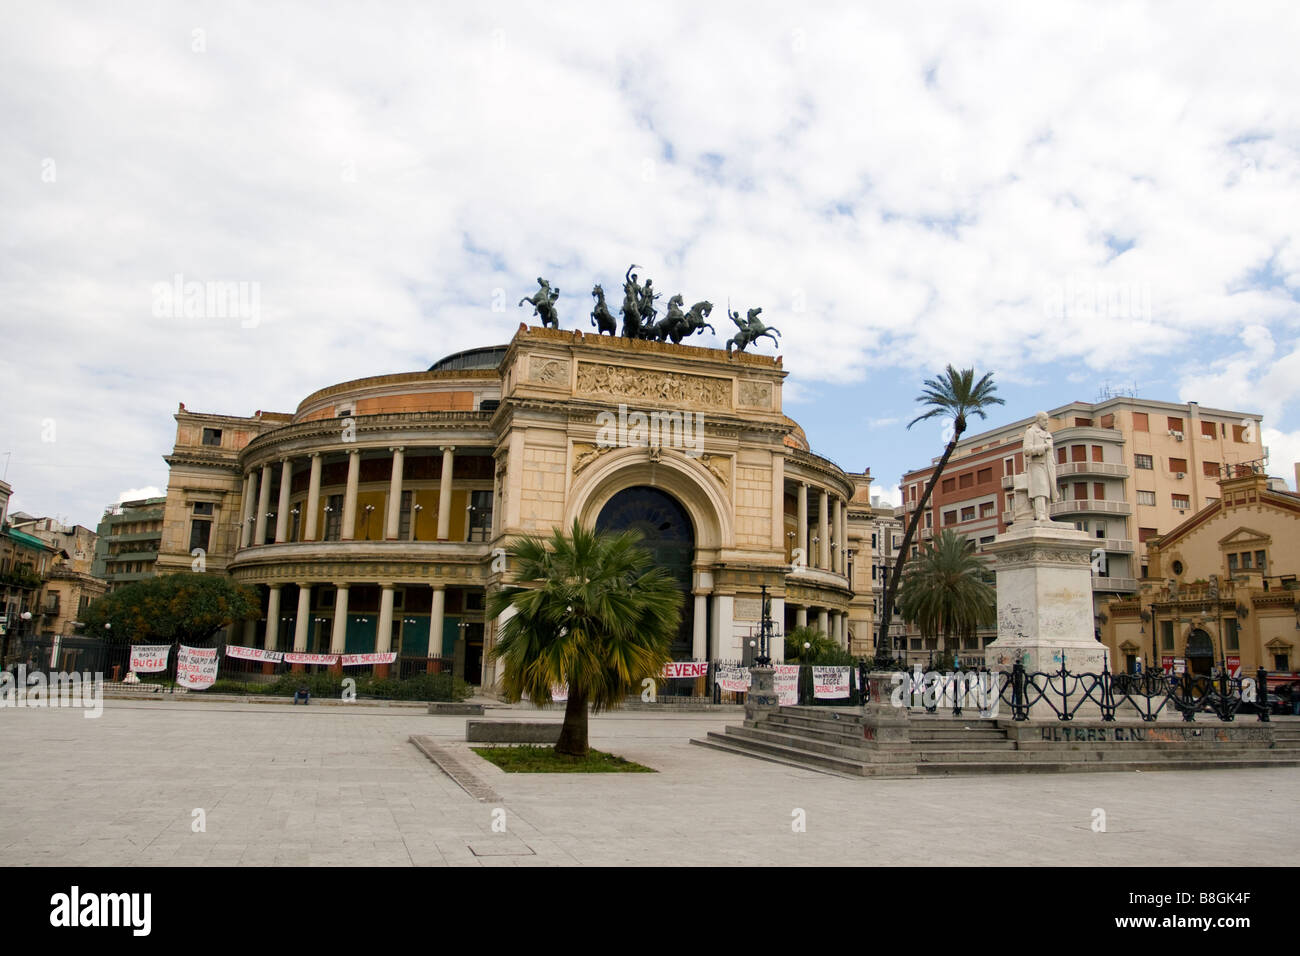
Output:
[330, 584, 350, 658]
[341, 449, 360, 540]
[711, 594, 734, 660]
[692, 592, 708, 661]
[818, 489, 830, 569]
[239, 472, 256, 548]
[375, 584, 395, 678]
[840, 504, 849, 577]
[385, 446, 405, 540]
[797, 483, 809, 567]
[304, 452, 322, 541]
[254, 463, 272, 544]
[796, 606, 807, 628]
[275, 458, 292, 542]
[427, 585, 446, 671]
[293, 585, 311, 652]
[818, 608, 829, 637]
[264, 585, 282, 651]
[831, 498, 842, 573]
[436, 446, 455, 540]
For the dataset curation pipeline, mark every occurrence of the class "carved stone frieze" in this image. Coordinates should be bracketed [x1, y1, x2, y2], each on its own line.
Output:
[575, 362, 732, 409]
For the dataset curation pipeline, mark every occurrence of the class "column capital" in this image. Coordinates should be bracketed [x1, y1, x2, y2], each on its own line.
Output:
[295, 582, 312, 589]
[267, 582, 283, 591]
[332, 582, 351, 591]
[430, 583, 446, 591]
[388, 445, 405, 453]
[439, 445, 456, 453]
[309, 451, 320, 459]
[348, 447, 360, 456]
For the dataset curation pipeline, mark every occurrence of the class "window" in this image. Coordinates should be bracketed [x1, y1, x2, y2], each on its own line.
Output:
[980, 501, 995, 517]
[1004, 457, 1015, 477]
[1232, 424, 1249, 442]
[1172, 494, 1190, 510]
[942, 510, 957, 526]
[870, 534, 877, 549]
[941, 477, 956, 493]
[1169, 458, 1188, 473]
[1093, 483, 1105, 500]
[1138, 527, 1157, 543]
[1241, 551, 1253, 569]
[1073, 483, 1087, 500]
[977, 468, 992, 484]
[1276, 654, 1289, 671]
[1071, 445, 1087, 462]
[1228, 553, 1239, 571]
[1225, 619, 1239, 650]
[1101, 414, 1115, 428]
[324, 494, 343, 541]
[1167, 417, 1184, 432]
[1133, 412, 1149, 431]
[1135, 454, 1153, 469]
[1201, 421, 1216, 439]
[959, 472, 973, 489]
[1203, 461, 1219, 478]
[188, 519, 210, 553]
[1075, 417, 1092, 427]
[201, 428, 222, 446]
[960, 506, 975, 521]
[1056, 448, 1067, 464]
[1091, 445, 1104, 462]
[1256, 550, 1267, 571]
[398, 491, 413, 539]
[467, 490, 494, 541]
[979, 535, 994, 545]
[1137, 490, 1156, 506]
[1094, 521, 1107, 538]
[1161, 621, 1174, 650]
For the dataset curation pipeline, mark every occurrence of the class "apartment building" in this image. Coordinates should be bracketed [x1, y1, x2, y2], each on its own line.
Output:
[897, 396, 1266, 662]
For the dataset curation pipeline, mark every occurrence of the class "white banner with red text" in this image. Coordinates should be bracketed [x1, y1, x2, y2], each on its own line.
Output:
[176, 645, 220, 690]
[341, 652, 397, 667]
[130, 644, 172, 674]
[663, 661, 708, 680]
[812, 665, 851, 699]
[773, 664, 801, 705]
[224, 645, 283, 663]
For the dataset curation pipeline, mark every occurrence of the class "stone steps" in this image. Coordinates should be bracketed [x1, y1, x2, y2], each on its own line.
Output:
[689, 705, 1300, 778]
[691, 733, 894, 778]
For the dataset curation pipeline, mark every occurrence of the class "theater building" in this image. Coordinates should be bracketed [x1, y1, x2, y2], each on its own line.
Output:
[156, 326, 863, 688]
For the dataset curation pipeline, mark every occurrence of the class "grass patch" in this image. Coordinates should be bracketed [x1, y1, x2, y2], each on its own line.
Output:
[472, 745, 655, 773]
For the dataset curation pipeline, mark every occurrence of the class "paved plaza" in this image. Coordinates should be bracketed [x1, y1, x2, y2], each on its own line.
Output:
[1, 697, 1296, 866]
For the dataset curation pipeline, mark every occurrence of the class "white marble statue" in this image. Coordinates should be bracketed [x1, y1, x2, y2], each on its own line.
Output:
[1023, 411, 1057, 521]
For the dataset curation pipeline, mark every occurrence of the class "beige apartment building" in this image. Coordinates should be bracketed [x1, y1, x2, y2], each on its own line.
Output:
[897, 397, 1266, 663]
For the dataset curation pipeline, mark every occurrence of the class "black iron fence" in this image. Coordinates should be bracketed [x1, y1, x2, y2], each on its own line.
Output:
[14, 637, 468, 702]
[892, 657, 1278, 723]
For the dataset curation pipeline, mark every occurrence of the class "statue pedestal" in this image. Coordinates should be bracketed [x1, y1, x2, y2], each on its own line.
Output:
[744, 667, 781, 723]
[862, 672, 911, 745]
[983, 521, 1107, 719]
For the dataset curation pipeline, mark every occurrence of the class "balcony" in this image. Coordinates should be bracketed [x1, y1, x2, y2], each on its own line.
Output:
[1052, 426, 1125, 444]
[1001, 474, 1015, 489]
[1050, 499, 1131, 517]
[1093, 576, 1138, 592]
[1057, 461, 1130, 479]
[919, 527, 934, 541]
[1095, 538, 1134, 553]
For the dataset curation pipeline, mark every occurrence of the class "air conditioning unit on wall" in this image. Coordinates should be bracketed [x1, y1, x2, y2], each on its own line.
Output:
[1175, 472, 1185, 479]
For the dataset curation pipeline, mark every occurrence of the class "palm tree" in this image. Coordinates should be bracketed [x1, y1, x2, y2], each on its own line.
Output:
[486, 519, 682, 756]
[897, 529, 995, 660]
[875, 366, 1004, 666]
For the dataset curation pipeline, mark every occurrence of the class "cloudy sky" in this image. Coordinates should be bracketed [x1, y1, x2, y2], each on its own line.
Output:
[2, 1, 1298, 525]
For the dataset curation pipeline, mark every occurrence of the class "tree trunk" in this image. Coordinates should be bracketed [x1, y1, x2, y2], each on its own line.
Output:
[876, 434, 962, 664]
[554, 687, 589, 756]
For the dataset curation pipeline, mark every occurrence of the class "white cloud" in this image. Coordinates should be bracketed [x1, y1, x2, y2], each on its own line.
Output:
[117, 487, 163, 503]
[870, 484, 902, 508]
[0, 2, 1298, 520]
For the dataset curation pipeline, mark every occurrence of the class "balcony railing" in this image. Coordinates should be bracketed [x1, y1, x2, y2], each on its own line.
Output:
[1094, 538, 1134, 553]
[1093, 575, 1138, 592]
[1056, 461, 1130, 479]
[1050, 499, 1131, 517]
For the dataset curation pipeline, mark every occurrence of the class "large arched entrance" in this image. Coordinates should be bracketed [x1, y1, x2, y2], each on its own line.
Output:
[595, 486, 695, 663]
[1186, 628, 1215, 676]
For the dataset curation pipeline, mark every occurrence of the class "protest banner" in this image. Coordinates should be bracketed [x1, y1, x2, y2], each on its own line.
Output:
[663, 661, 708, 679]
[176, 645, 219, 690]
[773, 664, 800, 705]
[224, 645, 283, 663]
[812, 665, 850, 699]
[130, 644, 172, 673]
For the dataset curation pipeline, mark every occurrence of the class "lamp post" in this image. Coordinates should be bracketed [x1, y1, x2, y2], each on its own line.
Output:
[412, 504, 423, 541]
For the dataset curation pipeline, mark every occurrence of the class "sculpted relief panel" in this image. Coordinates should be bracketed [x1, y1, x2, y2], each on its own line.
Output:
[737, 379, 772, 409]
[529, 357, 570, 386]
[576, 362, 732, 409]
